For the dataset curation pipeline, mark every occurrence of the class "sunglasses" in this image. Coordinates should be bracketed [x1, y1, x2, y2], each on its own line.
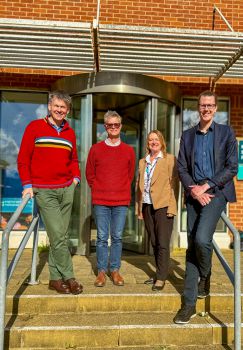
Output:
[105, 123, 121, 129]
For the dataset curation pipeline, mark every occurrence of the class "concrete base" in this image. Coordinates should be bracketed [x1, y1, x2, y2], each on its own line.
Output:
[1, 230, 232, 250]
[0, 230, 48, 249]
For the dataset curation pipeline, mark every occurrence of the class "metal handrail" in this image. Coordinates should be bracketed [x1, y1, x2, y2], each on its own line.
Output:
[212, 211, 241, 350]
[0, 194, 40, 350]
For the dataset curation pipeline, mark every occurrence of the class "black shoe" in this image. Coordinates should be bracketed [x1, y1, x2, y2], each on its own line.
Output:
[152, 281, 165, 292]
[173, 305, 197, 324]
[144, 277, 155, 285]
[198, 273, 211, 299]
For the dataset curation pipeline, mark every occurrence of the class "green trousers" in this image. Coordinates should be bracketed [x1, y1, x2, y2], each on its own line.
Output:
[34, 183, 75, 280]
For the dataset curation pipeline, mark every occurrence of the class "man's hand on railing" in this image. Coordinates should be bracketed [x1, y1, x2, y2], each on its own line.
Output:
[22, 187, 34, 198]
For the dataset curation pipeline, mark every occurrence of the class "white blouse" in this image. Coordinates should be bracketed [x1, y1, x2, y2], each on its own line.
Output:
[142, 151, 163, 204]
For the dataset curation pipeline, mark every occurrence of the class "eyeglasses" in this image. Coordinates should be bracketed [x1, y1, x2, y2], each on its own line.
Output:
[105, 123, 121, 129]
[199, 104, 216, 110]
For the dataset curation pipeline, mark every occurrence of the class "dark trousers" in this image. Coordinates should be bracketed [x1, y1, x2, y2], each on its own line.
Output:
[142, 204, 174, 281]
[183, 191, 227, 306]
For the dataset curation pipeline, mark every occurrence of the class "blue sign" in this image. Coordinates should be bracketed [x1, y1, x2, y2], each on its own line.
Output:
[239, 140, 243, 163]
[238, 140, 243, 180]
[1, 198, 33, 213]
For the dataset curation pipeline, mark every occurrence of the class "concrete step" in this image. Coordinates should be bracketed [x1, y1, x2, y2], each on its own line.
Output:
[4, 311, 240, 349]
[6, 292, 239, 315]
[4, 250, 242, 349]
[8, 346, 236, 350]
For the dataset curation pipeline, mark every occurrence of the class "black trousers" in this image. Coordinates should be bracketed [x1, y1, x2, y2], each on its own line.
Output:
[142, 204, 174, 281]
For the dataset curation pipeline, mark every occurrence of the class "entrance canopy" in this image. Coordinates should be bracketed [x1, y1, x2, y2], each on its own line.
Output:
[1, 18, 243, 82]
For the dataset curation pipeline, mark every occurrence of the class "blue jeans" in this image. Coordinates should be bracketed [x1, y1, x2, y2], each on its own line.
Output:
[183, 191, 227, 306]
[94, 205, 128, 272]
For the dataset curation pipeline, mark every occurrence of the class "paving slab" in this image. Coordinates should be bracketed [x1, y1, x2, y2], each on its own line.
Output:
[6, 249, 239, 297]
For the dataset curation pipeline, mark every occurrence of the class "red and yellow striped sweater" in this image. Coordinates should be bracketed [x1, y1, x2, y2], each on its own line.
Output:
[17, 117, 81, 188]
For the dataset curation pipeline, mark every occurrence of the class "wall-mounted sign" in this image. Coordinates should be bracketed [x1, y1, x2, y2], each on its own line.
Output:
[1, 198, 33, 213]
[237, 139, 243, 180]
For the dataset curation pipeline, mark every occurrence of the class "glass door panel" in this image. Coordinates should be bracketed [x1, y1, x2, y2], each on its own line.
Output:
[69, 94, 92, 255]
[91, 93, 152, 254]
[157, 100, 175, 153]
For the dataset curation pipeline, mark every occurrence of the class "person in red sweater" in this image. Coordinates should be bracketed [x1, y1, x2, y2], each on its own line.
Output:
[17, 90, 83, 295]
[86, 110, 135, 287]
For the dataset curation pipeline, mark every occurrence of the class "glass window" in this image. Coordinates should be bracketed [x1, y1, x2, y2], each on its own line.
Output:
[182, 98, 229, 131]
[157, 101, 175, 153]
[180, 97, 229, 232]
[0, 91, 48, 230]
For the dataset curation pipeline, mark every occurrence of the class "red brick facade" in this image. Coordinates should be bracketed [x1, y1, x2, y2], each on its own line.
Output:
[0, 0, 242, 232]
[0, 0, 243, 31]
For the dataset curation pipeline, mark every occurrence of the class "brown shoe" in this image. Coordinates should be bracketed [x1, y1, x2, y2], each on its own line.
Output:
[49, 279, 71, 294]
[94, 271, 106, 287]
[65, 278, 83, 295]
[110, 270, 124, 286]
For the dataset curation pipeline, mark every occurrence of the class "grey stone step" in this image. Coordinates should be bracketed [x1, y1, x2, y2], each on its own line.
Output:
[4, 311, 241, 348]
[8, 346, 235, 350]
[6, 292, 239, 315]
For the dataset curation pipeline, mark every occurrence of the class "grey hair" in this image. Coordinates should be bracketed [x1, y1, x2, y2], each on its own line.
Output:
[104, 110, 122, 123]
[49, 90, 72, 109]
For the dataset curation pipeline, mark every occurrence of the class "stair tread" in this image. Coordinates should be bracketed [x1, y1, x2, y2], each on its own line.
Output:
[5, 311, 237, 329]
[5, 251, 241, 348]
[8, 346, 234, 350]
[7, 282, 235, 296]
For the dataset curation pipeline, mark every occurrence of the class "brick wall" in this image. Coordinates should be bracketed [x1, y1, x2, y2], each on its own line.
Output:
[0, 0, 242, 31]
[0, 68, 81, 89]
[0, 0, 96, 21]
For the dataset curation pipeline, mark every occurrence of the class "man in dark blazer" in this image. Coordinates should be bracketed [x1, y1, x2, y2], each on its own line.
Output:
[174, 90, 238, 324]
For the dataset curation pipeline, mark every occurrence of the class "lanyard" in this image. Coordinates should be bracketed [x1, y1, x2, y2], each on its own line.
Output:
[145, 159, 158, 193]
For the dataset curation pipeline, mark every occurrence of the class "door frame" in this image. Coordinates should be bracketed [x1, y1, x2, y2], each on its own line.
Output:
[53, 72, 181, 255]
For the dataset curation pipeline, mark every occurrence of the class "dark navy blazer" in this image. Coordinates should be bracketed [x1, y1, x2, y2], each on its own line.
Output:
[177, 122, 238, 203]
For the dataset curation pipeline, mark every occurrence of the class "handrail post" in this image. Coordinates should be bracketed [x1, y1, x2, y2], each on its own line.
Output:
[0, 194, 31, 350]
[221, 212, 241, 350]
[234, 230, 241, 350]
[0, 230, 10, 350]
[29, 214, 40, 285]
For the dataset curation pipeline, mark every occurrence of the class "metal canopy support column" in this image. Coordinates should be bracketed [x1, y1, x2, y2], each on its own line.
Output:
[210, 6, 242, 91]
[92, 0, 100, 72]
[212, 6, 234, 32]
[211, 45, 243, 91]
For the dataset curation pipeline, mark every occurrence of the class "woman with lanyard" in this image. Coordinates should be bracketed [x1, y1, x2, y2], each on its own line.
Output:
[136, 130, 178, 291]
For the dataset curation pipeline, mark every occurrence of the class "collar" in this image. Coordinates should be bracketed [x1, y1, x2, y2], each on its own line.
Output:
[105, 138, 121, 147]
[44, 116, 67, 130]
[196, 120, 215, 134]
[145, 151, 163, 164]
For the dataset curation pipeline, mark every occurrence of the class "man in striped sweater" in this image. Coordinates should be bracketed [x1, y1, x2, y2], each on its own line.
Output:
[17, 90, 83, 295]
[86, 110, 136, 287]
